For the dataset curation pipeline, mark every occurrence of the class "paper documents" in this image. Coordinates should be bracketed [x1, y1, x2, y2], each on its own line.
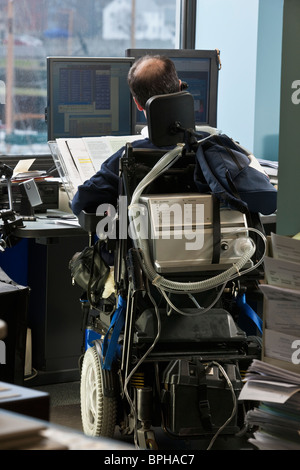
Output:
[240, 234, 300, 449]
[261, 232, 300, 372]
[263, 256, 300, 290]
[239, 359, 300, 403]
[240, 360, 300, 450]
[12, 158, 35, 177]
[271, 232, 300, 263]
[11, 158, 46, 181]
[259, 284, 300, 336]
[52, 135, 142, 200]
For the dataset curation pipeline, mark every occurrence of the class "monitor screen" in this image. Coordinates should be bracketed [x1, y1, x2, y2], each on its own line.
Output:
[46, 57, 134, 140]
[125, 49, 220, 133]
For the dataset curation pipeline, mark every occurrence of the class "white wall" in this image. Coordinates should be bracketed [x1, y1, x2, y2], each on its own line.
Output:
[253, 0, 283, 161]
[196, 0, 259, 152]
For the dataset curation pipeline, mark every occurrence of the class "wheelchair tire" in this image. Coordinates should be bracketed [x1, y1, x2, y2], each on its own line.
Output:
[80, 345, 117, 437]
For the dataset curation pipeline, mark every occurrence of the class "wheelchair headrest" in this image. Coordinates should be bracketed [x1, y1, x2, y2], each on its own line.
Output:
[145, 91, 195, 147]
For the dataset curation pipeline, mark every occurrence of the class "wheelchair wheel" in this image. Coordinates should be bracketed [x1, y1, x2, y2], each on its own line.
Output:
[80, 345, 117, 437]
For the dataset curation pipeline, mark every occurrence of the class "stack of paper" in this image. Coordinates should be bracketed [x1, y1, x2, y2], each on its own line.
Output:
[11, 158, 46, 181]
[12, 170, 46, 182]
[239, 359, 300, 450]
[239, 234, 300, 449]
[258, 159, 278, 186]
[261, 232, 300, 373]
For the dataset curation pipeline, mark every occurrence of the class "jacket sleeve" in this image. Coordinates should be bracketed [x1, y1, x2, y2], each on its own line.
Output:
[71, 137, 163, 216]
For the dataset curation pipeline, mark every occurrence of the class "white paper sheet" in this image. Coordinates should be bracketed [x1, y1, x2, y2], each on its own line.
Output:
[259, 284, 300, 335]
[271, 232, 300, 263]
[264, 256, 300, 290]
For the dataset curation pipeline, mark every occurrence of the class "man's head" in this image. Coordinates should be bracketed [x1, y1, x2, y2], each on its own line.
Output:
[127, 55, 181, 111]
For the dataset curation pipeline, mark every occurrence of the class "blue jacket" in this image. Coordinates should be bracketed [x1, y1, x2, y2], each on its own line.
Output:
[71, 137, 174, 216]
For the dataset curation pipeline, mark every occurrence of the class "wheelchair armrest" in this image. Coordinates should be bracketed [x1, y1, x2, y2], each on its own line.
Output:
[77, 210, 103, 234]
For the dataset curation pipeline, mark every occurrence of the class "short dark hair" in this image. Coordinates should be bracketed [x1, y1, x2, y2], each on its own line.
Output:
[127, 55, 180, 108]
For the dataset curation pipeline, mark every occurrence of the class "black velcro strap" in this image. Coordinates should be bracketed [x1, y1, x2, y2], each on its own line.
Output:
[197, 362, 212, 431]
[212, 194, 221, 264]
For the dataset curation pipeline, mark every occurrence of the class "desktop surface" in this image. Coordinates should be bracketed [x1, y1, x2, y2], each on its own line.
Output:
[12, 211, 84, 239]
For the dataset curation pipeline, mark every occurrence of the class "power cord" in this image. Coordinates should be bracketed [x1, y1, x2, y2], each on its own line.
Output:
[205, 361, 237, 450]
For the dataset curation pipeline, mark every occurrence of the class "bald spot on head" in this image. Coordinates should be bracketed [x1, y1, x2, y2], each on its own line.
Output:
[133, 57, 166, 81]
[127, 55, 180, 109]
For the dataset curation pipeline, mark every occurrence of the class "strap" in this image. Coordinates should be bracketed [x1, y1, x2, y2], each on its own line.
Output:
[195, 144, 248, 214]
[236, 293, 263, 334]
[197, 362, 212, 431]
[87, 242, 97, 305]
[225, 169, 241, 201]
[101, 295, 126, 370]
[211, 194, 221, 264]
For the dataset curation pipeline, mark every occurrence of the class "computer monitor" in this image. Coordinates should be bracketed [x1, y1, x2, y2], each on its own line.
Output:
[125, 49, 220, 133]
[46, 57, 134, 140]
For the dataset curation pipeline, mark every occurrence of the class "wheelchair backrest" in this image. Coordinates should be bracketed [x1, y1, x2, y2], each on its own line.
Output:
[119, 92, 266, 280]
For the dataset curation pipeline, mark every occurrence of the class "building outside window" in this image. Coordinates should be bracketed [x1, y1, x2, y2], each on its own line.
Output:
[0, 0, 179, 156]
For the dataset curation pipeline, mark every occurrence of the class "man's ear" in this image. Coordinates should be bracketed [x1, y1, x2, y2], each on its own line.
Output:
[134, 97, 144, 112]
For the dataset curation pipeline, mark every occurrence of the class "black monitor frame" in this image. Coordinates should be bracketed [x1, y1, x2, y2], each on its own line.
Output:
[126, 49, 220, 133]
[46, 56, 134, 141]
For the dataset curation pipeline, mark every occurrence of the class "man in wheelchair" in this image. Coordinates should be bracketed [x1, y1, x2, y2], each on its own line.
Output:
[71, 55, 271, 449]
[71, 55, 184, 217]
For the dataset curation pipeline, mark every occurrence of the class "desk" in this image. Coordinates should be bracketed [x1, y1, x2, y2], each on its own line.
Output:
[0, 211, 89, 385]
[0, 409, 134, 450]
[0, 381, 49, 421]
[13, 212, 86, 239]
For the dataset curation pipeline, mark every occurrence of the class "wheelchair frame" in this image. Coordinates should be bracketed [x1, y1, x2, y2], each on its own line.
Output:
[77, 92, 265, 449]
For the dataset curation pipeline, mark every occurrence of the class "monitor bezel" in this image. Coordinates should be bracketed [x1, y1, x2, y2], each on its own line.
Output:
[125, 48, 219, 132]
[46, 56, 135, 141]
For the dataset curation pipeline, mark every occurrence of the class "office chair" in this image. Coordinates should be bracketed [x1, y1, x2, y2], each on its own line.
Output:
[77, 92, 265, 449]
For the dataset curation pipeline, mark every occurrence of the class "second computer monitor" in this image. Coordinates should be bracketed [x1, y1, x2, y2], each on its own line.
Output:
[47, 57, 134, 140]
[126, 49, 220, 133]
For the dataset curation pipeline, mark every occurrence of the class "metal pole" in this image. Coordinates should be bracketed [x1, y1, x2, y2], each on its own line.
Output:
[180, 0, 197, 49]
[131, 0, 136, 48]
[5, 0, 14, 135]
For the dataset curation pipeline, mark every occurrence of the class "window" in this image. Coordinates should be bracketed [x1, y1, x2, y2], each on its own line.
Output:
[0, 0, 180, 156]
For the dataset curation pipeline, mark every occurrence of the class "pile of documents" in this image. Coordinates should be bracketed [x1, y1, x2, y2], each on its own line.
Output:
[261, 232, 300, 372]
[238, 232, 300, 449]
[258, 159, 278, 186]
[11, 158, 46, 181]
[239, 359, 300, 450]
